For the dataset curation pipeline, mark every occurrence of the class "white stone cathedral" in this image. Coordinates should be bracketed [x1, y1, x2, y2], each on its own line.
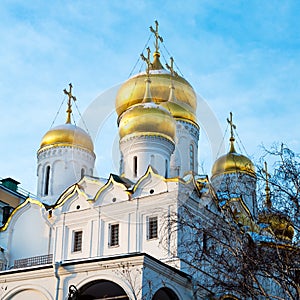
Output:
[0, 22, 296, 300]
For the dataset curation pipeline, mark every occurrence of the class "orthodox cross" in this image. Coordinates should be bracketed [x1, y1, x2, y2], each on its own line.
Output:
[150, 20, 163, 53]
[263, 161, 272, 208]
[166, 57, 178, 77]
[227, 112, 236, 141]
[141, 47, 152, 77]
[64, 83, 77, 124]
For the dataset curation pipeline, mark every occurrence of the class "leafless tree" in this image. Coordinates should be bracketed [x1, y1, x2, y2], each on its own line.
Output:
[258, 143, 300, 239]
[160, 166, 300, 299]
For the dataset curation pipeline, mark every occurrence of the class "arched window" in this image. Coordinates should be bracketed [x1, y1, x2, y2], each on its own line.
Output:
[78, 280, 129, 299]
[152, 287, 179, 300]
[165, 159, 169, 178]
[44, 166, 51, 196]
[189, 144, 194, 171]
[81, 168, 85, 178]
[133, 156, 137, 177]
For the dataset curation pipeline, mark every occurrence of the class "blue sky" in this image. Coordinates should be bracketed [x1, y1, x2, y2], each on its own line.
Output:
[0, 1, 299, 193]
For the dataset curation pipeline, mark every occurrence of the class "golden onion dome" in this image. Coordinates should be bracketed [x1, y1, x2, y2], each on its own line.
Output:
[211, 141, 256, 179]
[39, 123, 94, 153]
[118, 102, 176, 142]
[115, 54, 197, 118]
[160, 100, 197, 125]
[259, 209, 294, 241]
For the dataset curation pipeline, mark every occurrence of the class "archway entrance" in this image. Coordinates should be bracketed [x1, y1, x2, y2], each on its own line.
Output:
[152, 287, 179, 300]
[77, 280, 129, 300]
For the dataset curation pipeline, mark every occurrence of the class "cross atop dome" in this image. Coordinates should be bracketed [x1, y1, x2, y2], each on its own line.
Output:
[140, 47, 153, 78]
[149, 21, 164, 69]
[140, 47, 153, 103]
[150, 20, 163, 54]
[166, 57, 178, 77]
[227, 112, 236, 142]
[64, 83, 77, 124]
[227, 112, 237, 153]
[263, 161, 272, 209]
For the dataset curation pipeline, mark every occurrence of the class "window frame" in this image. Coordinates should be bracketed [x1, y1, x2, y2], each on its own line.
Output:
[146, 216, 158, 240]
[44, 165, 51, 196]
[109, 223, 119, 247]
[72, 230, 83, 253]
[189, 144, 194, 171]
[133, 156, 138, 177]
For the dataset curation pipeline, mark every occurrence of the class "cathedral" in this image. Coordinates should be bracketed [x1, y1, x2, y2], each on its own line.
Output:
[0, 22, 298, 300]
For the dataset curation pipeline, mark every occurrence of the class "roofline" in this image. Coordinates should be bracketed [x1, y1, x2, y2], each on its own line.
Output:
[0, 185, 27, 200]
[0, 253, 191, 280]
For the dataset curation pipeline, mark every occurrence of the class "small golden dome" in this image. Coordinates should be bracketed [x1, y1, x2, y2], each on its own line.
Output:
[211, 142, 256, 178]
[115, 55, 197, 118]
[160, 100, 197, 125]
[39, 123, 94, 153]
[259, 210, 294, 241]
[118, 102, 176, 141]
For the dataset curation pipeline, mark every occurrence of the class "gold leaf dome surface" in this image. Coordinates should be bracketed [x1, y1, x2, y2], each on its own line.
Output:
[118, 102, 176, 141]
[115, 55, 197, 118]
[211, 143, 256, 178]
[259, 209, 294, 241]
[39, 123, 94, 153]
[160, 100, 197, 125]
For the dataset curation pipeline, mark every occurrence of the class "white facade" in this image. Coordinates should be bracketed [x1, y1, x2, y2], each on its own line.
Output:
[170, 120, 199, 177]
[0, 254, 193, 300]
[0, 170, 199, 299]
[37, 145, 95, 206]
[211, 173, 257, 218]
[120, 135, 174, 181]
[1, 23, 293, 300]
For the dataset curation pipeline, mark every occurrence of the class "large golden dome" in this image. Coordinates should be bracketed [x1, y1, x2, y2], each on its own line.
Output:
[39, 123, 94, 153]
[118, 101, 176, 142]
[115, 54, 197, 120]
[211, 141, 256, 179]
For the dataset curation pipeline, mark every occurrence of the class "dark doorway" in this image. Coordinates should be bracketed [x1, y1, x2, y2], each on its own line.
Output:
[78, 280, 129, 300]
[152, 287, 179, 300]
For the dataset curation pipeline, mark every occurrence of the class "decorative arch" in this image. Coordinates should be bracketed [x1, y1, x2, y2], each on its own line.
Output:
[93, 175, 130, 206]
[152, 287, 179, 300]
[133, 166, 168, 198]
[2, 285, 52, 300]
